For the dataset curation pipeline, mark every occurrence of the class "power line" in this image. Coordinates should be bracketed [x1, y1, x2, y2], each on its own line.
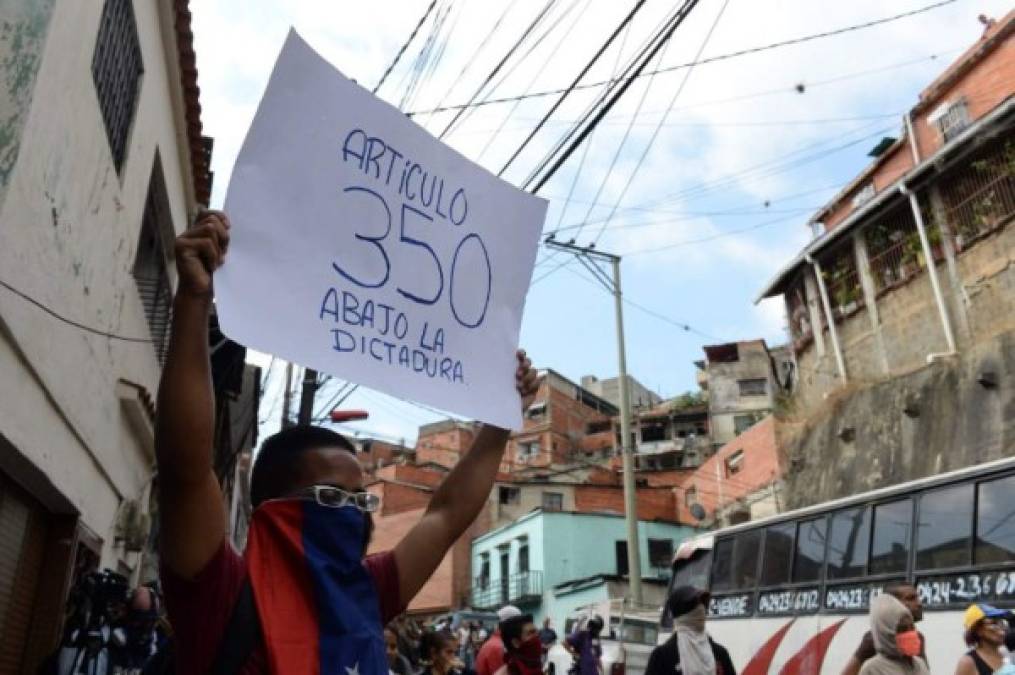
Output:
[419, 1, 517, 127]
[525, 0, 701, 193]
[497, 0, 649, 176]
[374, 0, 440, 94]
[438, 0, 560, 139]
[467, 0, 590, 152]
[590, 0, 732, 245]
[0, 277, 154, 343]
[409, 0, 959, 116]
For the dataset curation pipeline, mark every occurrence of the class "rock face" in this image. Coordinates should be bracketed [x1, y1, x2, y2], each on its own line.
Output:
[779, 329, 1014, 511]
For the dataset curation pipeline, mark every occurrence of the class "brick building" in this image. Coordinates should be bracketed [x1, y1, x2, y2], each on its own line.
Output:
[756, 11, 1015, 508]
[674, 416, 784, 526]
[506, 369, 618, 469]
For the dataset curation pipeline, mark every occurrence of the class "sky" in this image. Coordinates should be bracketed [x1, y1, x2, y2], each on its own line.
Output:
[190, 0, 1011, 446]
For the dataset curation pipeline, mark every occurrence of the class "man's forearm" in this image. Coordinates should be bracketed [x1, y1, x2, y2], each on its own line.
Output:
[426, 424, 509, 534]
[155, 294, 214, 484]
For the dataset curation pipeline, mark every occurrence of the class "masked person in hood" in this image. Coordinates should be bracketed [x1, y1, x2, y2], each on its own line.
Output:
[841, 584, 925, 675]
[858, 594, 928, 675]
[645, 586, 736, 675]
[495, 615, 542, 675]
[156, 212, 539, 675]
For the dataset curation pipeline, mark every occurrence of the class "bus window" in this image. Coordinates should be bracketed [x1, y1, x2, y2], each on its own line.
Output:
[827, 506, 871, 579]
[917, 483, 974, 570]
[869, 498, 912, 575]
[793, 517, 827, 582]
[732, 530, 762, 589]
[711, 538, 734, 592]
[672, 549, 712, 590]
[976, 474, 1015, 564]
[761, 522, 794, 586]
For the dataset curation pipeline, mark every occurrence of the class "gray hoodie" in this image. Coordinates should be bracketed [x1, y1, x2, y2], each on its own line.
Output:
[858, 594, 929, 675]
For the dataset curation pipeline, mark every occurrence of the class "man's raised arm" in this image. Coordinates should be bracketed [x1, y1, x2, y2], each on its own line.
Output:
[394, 353, 539, 605]
[155, 212, 231, 578]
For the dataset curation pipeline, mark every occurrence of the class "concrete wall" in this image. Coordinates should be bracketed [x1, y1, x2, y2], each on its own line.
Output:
[489, 482, 576, 528]
[781, 329, 1015, 509]
[793, 215, 1014, 409]
[706, 342, 777, 446]
[0, 0, 196, 573]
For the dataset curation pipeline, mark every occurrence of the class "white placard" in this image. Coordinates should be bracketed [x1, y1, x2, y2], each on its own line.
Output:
[216, 31, 547, 431]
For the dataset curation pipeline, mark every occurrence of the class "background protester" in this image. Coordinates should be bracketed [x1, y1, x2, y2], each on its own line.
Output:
[477, 605, 523, 675]
[564, 615, 604, 675]
[420, 630, 466, 675]
[646, 586, 736, 675]
[495, 614, 541, 675]
[386, 627, 415, 675]
[841, 585, 925, 675]
[858, 594, 928, 675]
[539, 618, 558, 666]
[956, 603, 1013, 675]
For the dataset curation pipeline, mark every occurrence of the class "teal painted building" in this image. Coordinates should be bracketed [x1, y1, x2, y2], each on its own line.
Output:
[470, 509, 696, 627]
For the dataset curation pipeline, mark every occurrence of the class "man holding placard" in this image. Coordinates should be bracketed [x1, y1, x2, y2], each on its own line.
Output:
[156, 211, 539, 674]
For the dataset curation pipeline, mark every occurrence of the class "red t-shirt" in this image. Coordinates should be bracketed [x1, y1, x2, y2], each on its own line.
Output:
[476, 631, 505, 675]
[162, 540, 403, 675]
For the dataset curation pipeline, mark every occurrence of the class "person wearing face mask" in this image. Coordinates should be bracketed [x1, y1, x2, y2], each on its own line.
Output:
[645, 586, 736, 675]
[156, 212, 540, 675]
[858, 594, 928, 675]
[955, 604, 1014, 675]
[841, 584, 926, 675]
[494, 615, 543, 675]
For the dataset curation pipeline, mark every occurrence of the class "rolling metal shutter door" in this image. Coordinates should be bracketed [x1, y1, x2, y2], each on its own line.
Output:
[0, 478, 48, 674]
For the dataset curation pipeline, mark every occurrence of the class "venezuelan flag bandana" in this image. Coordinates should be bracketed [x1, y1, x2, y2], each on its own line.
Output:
[245, 499, 387, 675]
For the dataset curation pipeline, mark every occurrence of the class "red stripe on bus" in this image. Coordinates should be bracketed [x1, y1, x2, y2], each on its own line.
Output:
[779, 620, 846, 675]
[742, 619, 794, 675]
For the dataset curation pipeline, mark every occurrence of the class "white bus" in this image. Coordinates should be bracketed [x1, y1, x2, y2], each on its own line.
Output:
[662, 456, 1015, 674]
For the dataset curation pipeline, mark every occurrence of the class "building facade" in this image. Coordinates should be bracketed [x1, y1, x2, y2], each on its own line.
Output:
[469, 510, 696, 626]
[580, 374, 663, 412]
[698, 341, 786, 447]
[0, 0, 210, 668]
[757, 11, 1014, 507]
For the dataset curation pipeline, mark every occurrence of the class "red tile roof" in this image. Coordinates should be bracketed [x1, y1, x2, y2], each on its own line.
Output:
[172, 1, 212, 206]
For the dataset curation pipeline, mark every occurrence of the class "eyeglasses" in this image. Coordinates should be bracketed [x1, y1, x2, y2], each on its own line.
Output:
[293, 485, 381, 512]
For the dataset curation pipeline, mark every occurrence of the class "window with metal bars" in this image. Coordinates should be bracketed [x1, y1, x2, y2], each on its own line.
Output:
[92, 0, 143, 173]
[133, 153, 173, 365]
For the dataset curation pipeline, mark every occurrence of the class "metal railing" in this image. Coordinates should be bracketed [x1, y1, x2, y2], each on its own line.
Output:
[470, 570, 543, 610]
[864, 204, 930, 295]
[821, 244, 864, 320]
[940, 142, 1015, 250]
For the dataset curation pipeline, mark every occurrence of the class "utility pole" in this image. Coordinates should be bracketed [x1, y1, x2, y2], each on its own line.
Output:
[714, 460, 725, 527]
[281, 361, 295, 430]
[297, 368, 319, 426]
[545, 237, 642, 604]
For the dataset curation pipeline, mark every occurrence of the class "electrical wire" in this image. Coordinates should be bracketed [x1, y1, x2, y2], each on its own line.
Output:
[399, 3, 452, 110]
[418, 2, 517, 128]
[438, 0, 560, 139]
[474, 0, 591, 162]
[0, 277, 154, 343]
[526, 0, 701, 193]
[497, 0, 650, 176]
[590, 0, 731, 245]
[374, 0, 440, 94]
[409, 0, 960, 116]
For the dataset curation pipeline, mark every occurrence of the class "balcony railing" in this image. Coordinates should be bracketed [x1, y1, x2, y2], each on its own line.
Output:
[471, 571, 543, 610]
[941, 141, 1015, 250]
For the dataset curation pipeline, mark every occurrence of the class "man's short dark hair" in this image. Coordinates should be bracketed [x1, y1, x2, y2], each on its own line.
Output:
[249, 425, 357, 507]
[500, 614, 533, 652]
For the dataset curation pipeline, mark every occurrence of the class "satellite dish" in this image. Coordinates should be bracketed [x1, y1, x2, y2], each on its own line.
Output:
[689, 503, 707, 521]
